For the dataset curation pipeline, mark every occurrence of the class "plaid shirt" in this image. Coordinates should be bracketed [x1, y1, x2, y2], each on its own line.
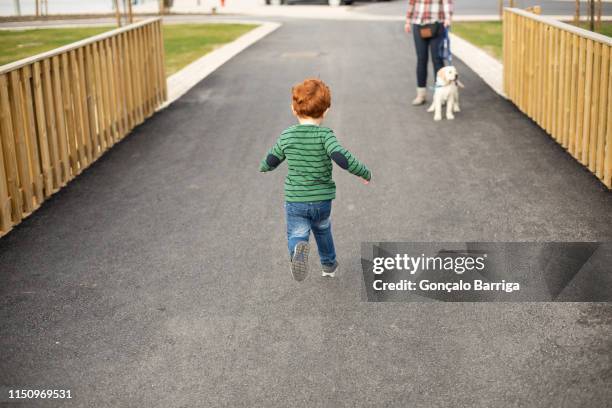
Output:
[406, 0, 453, 25]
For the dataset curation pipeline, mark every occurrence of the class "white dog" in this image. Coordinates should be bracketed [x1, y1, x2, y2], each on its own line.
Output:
[427, 66, 463, 121]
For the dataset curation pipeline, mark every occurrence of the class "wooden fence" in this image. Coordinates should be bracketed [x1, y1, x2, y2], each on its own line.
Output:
[0, 18, 166, 237]
[503, 8, 612, 189]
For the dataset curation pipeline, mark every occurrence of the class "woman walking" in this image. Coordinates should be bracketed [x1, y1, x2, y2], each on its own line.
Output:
[404, 0, 453, 105]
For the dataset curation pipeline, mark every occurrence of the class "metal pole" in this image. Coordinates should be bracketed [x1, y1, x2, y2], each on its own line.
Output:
[35, 0, 39, 16]
[13, 0, 21, 16]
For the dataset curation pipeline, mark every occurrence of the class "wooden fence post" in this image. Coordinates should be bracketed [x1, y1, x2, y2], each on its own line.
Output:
[0, 74, 22, 226]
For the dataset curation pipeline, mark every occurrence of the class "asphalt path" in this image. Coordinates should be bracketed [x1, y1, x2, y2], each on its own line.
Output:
[1, 19, 611, 407]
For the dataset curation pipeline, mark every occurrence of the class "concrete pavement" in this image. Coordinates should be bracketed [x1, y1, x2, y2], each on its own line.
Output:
[1, 18, 611, 408]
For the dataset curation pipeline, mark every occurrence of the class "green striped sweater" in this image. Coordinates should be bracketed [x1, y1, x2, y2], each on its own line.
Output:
[260, 124, 371, 202]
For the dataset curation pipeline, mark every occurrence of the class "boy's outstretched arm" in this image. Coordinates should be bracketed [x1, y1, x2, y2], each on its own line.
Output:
[324, 131, 371, 181]
[260, 137, 285, 172]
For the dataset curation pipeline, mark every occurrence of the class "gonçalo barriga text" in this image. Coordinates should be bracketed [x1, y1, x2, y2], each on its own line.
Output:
[371, 253, 520, 293]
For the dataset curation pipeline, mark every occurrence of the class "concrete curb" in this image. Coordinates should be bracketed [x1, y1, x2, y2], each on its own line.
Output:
[449, 33, 505, 97]
[163, 21, 280, 107]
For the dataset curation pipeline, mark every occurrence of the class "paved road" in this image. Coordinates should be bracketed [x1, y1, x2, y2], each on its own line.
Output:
[1, 19, 612, 408]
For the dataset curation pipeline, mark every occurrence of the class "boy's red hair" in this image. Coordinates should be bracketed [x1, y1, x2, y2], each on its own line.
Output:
[292, 78, 331, 119]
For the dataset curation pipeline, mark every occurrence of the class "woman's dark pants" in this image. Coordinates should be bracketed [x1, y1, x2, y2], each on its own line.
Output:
[412, 23, 445, 88]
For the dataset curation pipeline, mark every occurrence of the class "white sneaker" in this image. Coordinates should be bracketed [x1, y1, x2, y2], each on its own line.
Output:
[321, 261, 339, 278]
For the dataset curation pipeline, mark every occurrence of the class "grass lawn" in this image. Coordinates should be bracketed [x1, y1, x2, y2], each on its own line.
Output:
[0, 23, 257, 76]
[452, 21, 504, 60]
[452, 21, 612, 61]
[574, 21, 612, 37]
[0, 27, 110, 66]
[162, 24, 256, 75]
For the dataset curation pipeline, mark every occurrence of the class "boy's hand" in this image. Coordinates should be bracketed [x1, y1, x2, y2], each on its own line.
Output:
[404, 22, 411, 33]
[362, 171, 371, 185]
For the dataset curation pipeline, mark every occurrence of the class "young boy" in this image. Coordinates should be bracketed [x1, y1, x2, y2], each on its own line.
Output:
[260, 78, 371, 282]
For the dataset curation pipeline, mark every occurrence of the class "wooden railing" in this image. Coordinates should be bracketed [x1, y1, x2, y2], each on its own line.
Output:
[503, 8, 611, 189]
[0, 18, 167, 237]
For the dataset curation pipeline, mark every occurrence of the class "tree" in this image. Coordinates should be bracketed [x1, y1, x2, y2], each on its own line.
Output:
[589, 0, 595, 31]
[125, 0, 134, 24]
[596, 0, 602, 31]
[574, 0, 580, 24]
[113, 0, 122, 27]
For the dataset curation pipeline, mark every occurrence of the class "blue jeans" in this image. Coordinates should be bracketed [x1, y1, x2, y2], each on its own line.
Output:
[285, 200, 336, 267]
[413, 22, 445, 88]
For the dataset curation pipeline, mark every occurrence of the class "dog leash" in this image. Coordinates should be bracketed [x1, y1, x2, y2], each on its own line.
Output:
[428, 25, 454, 91]
[429, 80, 462, 92]
[440, 25, 452, 65]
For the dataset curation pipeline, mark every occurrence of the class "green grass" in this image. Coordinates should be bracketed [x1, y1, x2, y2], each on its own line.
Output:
[163, 24, 256, 75]
[0, 23, 257, 76]
[452, 21, 504, 60]
[574, 21, 612, 38]
[452, 21, 612, 61]
[0, 27, 110, 66]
